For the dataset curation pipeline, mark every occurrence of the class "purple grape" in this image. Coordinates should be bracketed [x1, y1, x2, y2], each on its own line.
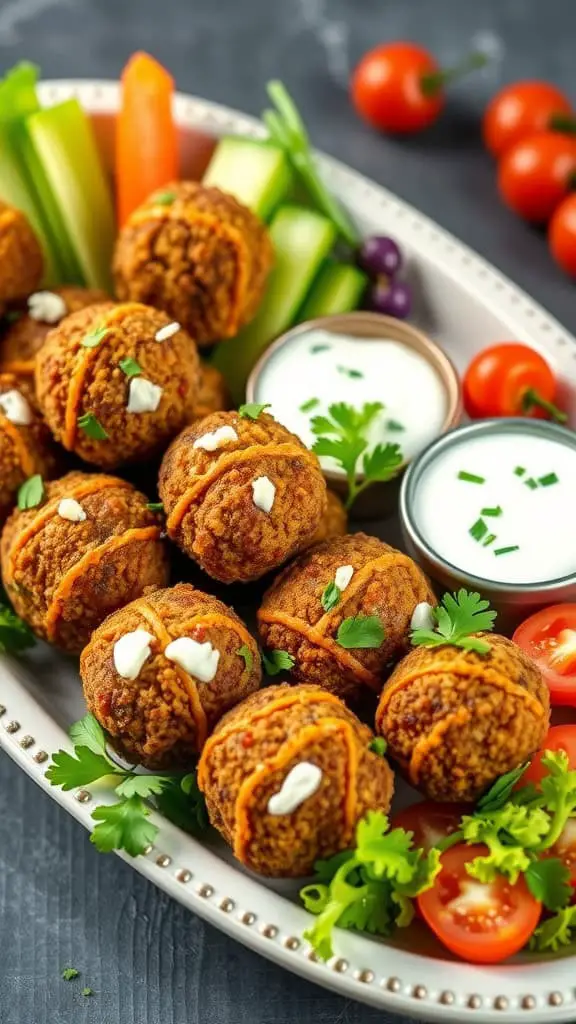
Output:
[359, 235, 403, 278]
[369, 278, 412, 320]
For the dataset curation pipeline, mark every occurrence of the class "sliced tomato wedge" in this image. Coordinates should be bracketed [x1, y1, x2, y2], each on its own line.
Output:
[391, 801, 469, 852]
[513, 605, 576, 706]
[417, 844, 542, 963]
[522, 724, 576, 785]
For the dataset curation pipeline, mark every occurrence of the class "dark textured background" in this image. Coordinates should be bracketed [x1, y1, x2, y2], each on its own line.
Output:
[1, 0, 576, 1021]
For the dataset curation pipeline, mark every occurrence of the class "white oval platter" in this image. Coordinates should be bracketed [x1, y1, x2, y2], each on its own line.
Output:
[1, 79, 576, 1024]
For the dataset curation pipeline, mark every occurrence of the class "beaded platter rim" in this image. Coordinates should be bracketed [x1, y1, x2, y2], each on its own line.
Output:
[0, 78, 575, 1023]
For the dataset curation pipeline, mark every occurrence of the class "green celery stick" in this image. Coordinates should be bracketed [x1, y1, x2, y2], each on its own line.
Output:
[299, 260, 368, 320]
[26, 99, 116, 290]
[203, 136, 293, 220]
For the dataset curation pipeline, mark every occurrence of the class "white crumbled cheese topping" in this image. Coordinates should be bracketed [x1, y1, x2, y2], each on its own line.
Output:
[57, 498, 87, 523]
[0, 389, 32, 426]
[252, 475, 276, 513]
[410, 601, 436, 631]
[27, 290, 67, 324]
[334, 564, 354, 592]
[127, 377, 163, 414]
[113, 630, 155, 680]
[193, 425, 238, 451]
[165, 637, 220, 683]
[155, 321, 180, 342]
[267, 762, 323, 816]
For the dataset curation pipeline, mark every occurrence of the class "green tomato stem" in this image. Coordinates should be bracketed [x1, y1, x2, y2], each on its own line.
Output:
[522, 387, 568, 424]
[420, 51, 488, 97]
[549, 113, 576, 134]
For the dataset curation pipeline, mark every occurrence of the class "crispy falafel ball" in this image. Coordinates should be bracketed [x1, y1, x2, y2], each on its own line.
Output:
[0, 202, 43, 305]
[0, 372, 59, 524]
[375, 636, 550, 803]
[258, 533, 436, 703]
[112, 182, 274, 347]
[189, 362, 231, 421]
[35, 301, 200, 469]
[0, 287, 109, 383]
[159, 410, 327, 583]
[198, 683, 394, 877]
[81, 582, 261, 770]
[308, 489, 347, 547]
[1, 471, 169, 654]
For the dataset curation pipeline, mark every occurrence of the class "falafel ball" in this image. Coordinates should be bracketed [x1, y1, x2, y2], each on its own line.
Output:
[81, 582, 261, 769]
[0, 372, 59, 524]
[112, 182, 274, 346]
[189, 362, 231, 420]
[0, 201, 43, 305]
[1, 470, 169, 653]
[375, 635, 550, 803]
[0, 287, 109, 383]
[35, 301, 201, 469]
[258, 533, 436, 703]
[308, 489, 347, 547]
[198, 683, 394, 877]
[159, 410, 327, 583]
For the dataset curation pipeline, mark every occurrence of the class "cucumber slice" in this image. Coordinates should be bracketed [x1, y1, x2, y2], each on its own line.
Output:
[213, 204, 336, 402]
[203, 136, 292, 220]
[25, 99, 116, 291]
[299, 260, 368, 320]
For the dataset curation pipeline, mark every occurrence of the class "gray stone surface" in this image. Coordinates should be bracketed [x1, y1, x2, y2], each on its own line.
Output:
[1, 0, 576, 1021]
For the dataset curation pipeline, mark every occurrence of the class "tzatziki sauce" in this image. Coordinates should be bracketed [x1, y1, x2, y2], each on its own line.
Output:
[253, 328, 448, 473]
[413, 427, 576, 585]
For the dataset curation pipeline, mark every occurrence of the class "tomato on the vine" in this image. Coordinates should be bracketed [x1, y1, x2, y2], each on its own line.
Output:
[463, 343, 566, 423]
[483, 81, 574, 159]
[514, 608, 576, 707]
[417, 843, 541, 963]
[498, 131, 576, 223]
[549, 193, 576, 277]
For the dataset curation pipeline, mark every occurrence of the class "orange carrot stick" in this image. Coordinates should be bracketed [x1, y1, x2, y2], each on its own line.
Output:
[116, 52, 179, 225]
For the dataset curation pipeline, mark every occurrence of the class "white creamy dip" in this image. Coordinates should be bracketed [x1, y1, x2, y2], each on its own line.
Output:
[113, 630, 155, 680]
[267, 762, 322, 815]
[164, 637, 220, 683]
[254, 328, 448, 474]
[414, 429, 576, 585]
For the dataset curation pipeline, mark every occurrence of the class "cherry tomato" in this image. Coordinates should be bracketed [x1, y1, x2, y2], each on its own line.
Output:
[546, 818, 576, 891]
[483, 81, 573, 159]
[351, 43, 443, 134]
[549, 193, 576, 277]
[514, 608, 576, 707]
[392, 801, 468, 852]
[417, 843, 542, 963]
[463, 342, 566, 423]
[498, 131, 576, 223]
[522, 725, 576, 785]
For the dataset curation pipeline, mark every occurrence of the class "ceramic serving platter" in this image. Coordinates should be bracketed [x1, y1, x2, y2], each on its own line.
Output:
[2, 79, 576, 1024]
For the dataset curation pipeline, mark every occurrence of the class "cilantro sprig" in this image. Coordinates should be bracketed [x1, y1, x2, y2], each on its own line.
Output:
[46, 714, 208, 856]
[262, 648, 295, 676]
[238, 402, 270, 420]
[0, 589, 35, 655]
[300, 811, 440, 960]
[410, 589, 497, 655]
[311, 402, 403, 510]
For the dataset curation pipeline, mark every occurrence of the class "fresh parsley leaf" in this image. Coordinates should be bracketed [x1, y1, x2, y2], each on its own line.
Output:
[115, 774, 171, 800]
[81, 324, 110, 348]
[156, 775, 209, 836]
[69, 713, 108, 758]
[153, 190, 176, 205]
[46, 747, 118, 790]
[369, 737, 387, 757]
[336, 615, 384, 650]
[463, 803, 551, 882]
[61, 968, 80, 981]
[17, 474, 44, 510]
[90, 795, 158, 857]
[361, 443, 403, 483]
[238, 402, 271, 420]
[533, 751, 576, 853]
[119, 357, 142, 377]
[77, 412, 108, 440]
[262, 649, 295, 676]
[530, 905, 576, 952]
[237, 643, 254, 672]
[476, 763, 529, 813]
[299, 397, 320, 413]
[82, 988, 94, 997]
[146, 501, 164, 512]
[411, 589, 496, 655]
[525, 858, 572, 912]
[321, 581, 341, 612]
[0, 599, 35, 654]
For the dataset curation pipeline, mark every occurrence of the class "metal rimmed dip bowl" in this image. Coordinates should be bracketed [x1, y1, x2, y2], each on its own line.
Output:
[246, 311, 462, 517]
[400, 417, 576, 628]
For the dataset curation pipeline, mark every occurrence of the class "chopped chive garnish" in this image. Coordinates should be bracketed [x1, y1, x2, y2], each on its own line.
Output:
[469, 518, 488, 542]
[310, 344, 330, 354]
[514, 466, 526, 477]
[481, 506, 503, 518]
[337, 365, 364, 379]
[386, 419, 405, 432]
[299, 397, 320, 413]
[458, 471, 485, 484]
[538, 472, 559, 487]
[483, 533, 497, 547]
[494, 545, 520, 557]
[524, 477, 538, 490]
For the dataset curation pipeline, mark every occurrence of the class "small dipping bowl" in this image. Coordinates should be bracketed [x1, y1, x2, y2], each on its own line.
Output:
[247, 312, 462, 518]
[401, 417, 576, 629]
